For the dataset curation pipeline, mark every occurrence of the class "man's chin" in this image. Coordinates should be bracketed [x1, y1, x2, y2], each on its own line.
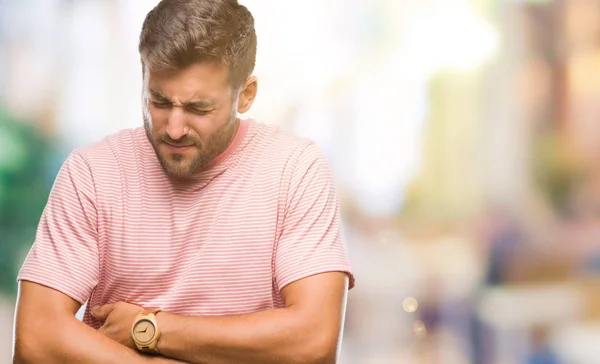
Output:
[158, 153, 213, 178]
[156, 154, 193, 177]
[161, 163, 196, 178]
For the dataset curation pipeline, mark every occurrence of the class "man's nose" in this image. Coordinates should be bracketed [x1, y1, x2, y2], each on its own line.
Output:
[165, 107, 189, 141]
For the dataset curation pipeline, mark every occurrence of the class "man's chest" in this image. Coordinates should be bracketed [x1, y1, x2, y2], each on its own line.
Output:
[92, 185, 282, 315]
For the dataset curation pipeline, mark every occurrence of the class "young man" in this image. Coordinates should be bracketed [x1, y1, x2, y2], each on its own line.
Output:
[12, 1, 354, 363]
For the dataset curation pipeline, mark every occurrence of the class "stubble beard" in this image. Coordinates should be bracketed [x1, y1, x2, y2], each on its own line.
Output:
[144, 115, 238, 178]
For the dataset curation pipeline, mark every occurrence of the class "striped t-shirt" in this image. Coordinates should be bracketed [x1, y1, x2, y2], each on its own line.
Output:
[18, 119, 354, 329]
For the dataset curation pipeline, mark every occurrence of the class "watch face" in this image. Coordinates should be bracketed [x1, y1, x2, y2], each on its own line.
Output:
[133, 319, 156, 343]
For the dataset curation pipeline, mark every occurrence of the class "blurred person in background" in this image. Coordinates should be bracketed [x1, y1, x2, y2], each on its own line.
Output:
[12, 1, 353, 363]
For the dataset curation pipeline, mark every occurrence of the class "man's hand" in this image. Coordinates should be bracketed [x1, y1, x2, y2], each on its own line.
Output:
[92, 301, 144, 350]
[15, 282, 182, 363]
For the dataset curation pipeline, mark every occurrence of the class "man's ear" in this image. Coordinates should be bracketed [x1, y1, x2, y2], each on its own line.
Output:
[237, 76, 258, 114]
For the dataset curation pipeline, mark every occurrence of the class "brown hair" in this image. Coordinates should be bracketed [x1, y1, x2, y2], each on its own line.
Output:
[139, 0, 257, 88]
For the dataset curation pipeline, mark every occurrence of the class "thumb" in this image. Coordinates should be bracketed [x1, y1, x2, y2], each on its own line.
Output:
[91, 304, 114, 320]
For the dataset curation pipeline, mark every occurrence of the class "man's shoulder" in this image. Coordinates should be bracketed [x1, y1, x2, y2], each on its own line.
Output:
[246, 120, 320, 165]
[74, 127, 146, 165]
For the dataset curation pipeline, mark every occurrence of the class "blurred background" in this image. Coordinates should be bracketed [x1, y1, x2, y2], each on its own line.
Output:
[1, 0, 600, 362]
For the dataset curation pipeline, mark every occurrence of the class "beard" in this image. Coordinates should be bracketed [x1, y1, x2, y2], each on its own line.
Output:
[144, 114, 238, 178]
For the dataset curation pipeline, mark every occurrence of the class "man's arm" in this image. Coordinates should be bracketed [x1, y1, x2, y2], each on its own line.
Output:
[155, 272, 347, 364]
[13, 281, 183, 364]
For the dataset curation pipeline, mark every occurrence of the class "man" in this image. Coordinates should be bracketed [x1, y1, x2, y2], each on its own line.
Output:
[13, 1, 354, 363]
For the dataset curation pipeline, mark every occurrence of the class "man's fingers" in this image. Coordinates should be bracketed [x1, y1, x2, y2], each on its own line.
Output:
[91, 303, 114, 320]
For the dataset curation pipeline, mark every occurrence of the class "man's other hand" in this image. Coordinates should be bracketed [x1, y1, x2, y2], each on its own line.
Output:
[92, 301, 144, 350]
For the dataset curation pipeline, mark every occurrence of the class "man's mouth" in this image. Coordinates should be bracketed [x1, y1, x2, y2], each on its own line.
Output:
[163, 142, 195, 152]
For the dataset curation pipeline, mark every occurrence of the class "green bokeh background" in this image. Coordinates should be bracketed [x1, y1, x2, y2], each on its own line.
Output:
[0, 107, 54, 297]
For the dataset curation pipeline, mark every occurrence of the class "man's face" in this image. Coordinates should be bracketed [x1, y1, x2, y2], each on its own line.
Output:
[143, 62, 239, 178]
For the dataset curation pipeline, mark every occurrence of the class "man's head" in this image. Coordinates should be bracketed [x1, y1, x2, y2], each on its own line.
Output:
[139, 0, 257, 178]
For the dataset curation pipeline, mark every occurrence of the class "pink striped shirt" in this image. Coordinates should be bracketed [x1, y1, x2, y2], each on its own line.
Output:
[18, 119, 354, 329]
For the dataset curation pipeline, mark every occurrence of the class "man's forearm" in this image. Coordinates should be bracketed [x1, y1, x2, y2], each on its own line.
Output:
[156, 309, 336, 364]
[14, 315, 181, 364]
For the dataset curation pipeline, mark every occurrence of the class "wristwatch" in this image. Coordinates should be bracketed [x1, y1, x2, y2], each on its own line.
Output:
[131, 309, 162, 354]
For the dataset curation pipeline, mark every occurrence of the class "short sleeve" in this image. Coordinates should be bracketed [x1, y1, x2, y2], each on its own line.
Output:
[17, 151, 100, 304]
[274, 143, 355, 292]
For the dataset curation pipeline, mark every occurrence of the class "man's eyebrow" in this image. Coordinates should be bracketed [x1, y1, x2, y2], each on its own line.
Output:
[185, 99, 217, 109]
[148, 89, 169, 101]
[148, 89, 217, 109]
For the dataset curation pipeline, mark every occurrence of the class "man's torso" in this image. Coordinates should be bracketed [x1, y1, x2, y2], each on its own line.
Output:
[80, 120, 306, 327]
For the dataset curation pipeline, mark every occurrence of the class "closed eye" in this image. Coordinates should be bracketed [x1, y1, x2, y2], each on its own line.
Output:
[185, 107, 212, 115]
[150, 100, 171, 109]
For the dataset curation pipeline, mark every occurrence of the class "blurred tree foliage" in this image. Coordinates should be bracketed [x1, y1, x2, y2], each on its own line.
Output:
[0, 107, 54, 297]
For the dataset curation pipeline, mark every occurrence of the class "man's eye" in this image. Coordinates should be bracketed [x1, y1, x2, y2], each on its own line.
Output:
[187, 108, 211, 115]
[150, 100, 171, 108]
